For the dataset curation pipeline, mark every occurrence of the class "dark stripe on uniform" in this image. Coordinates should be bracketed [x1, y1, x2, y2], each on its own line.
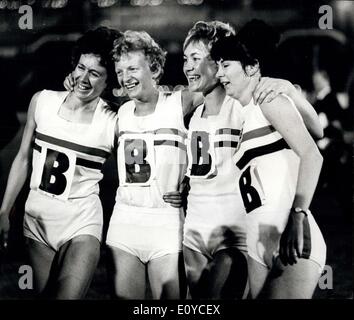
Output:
[236, 138, 290, 169]
[154, 139, 187, 151]
[214, 141, 239, 148]
[119, 128, 186, 139]
[76, 158, 103, 170]
[301, 217, 312, 259]
[241, 125, 275, 142]
[33, 142, 42, 152]
[35, 131, 110, 159]
[215, 128, 241, 136]
[34, 141, 102, 170]
[155, 128, 186, 137]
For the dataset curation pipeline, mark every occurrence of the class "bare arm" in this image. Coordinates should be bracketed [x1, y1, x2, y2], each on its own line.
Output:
[255, 77, 324, 139]
[260, 95, 323, 265]
[0, 92, 39, 217]
[261, 95, 322, 210]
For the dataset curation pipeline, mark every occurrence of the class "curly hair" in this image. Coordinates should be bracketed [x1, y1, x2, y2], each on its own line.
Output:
[71, 27, 122, 90]
[112, 30, 167, 83]
[183, 20, 235, 52]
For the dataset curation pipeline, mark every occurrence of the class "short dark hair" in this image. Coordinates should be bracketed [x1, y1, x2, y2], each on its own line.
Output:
[71, 27, 122, 90]
[211, 19, 280, 76]
[112, 30, 167, 83]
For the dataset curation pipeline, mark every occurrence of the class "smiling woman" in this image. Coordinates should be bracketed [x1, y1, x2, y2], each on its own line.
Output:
[183, 41, 220, 96]
[58, 54, 109, 123]
[177, 19, 326, 300]
[210, 19, 326, 299]
[113, 31, 166, 103]
[0, 27, 121, 299]
[73, 54, 108, 100]
[114, 50, 160, 103]
[180, 21, 249, 300]
[105, 30, 189, 300]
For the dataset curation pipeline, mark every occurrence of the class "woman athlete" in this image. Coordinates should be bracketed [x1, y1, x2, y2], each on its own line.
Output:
[211, 19, 326, 298]
[0, 27, 121, 299]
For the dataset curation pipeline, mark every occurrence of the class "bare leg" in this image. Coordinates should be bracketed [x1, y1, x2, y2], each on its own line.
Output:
[247, 256, 269, 299]
[263, 258, 321, 299]
[107, 245, 146, 299]
[25, 237, 56, 296]
[207, 248, 248, 299]
[53, 235, 100, 299]
[183, 245, 209, 299]
[148, 252, 185, 299]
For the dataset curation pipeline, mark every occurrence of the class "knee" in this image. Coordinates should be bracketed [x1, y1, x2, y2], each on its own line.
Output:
[184, 263, 202, 284]
[69, 236, 100, 263]
[216, 248, 247, 268]
[217, 253, 234, 268]
[83, 245, 100, 265]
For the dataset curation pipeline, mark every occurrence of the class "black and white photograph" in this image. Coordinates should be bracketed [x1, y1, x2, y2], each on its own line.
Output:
[0, 0, 352, 312]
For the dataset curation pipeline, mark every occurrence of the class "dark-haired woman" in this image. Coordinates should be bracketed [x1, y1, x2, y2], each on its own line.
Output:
[0, 27, 120, 299]
[211, 19, 326, 299]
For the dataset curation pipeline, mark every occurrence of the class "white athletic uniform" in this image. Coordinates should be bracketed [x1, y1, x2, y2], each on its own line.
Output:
[183, 96, 247, 259]
[106, 91, 187, 263]
[24, 90, 117, 251]
[236, 95, 326, 271]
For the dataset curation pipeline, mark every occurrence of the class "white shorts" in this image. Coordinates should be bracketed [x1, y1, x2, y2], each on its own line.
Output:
[247, 207, 327, 272]
[106, 202, 184, 264]
[242, 155, 326, 272]
[23, 190, 103, 251]
[183, 194, 247, 259]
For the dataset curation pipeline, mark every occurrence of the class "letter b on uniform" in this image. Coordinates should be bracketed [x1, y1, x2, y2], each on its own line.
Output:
[190, 131, 212, 176]
[39, 149, 69, 195]
[239, 166, 262, 213]
[124, 139, 151, 183]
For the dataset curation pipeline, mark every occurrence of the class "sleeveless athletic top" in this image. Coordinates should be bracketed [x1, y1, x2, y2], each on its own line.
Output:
[116, 91, 187, 209]
[30, 90, 117, 201]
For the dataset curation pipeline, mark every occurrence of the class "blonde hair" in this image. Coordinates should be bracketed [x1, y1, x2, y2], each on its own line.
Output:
[112, 30, 167, 82]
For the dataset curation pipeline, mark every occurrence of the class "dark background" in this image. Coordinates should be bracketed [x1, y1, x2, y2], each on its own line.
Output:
[0, 0, 352, 299]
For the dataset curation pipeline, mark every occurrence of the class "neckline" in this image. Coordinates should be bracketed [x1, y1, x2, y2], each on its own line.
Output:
[244, 96, 257, 108]
[200, 95, 229, 119]
[57, 92, 101, 126]
[133, 91, 162, 118]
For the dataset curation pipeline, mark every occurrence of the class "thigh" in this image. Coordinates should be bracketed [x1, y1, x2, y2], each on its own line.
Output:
[247, 256, 269, 299]
[107, 245, 146, 300]
[264, 258, 321, 299]
[182, 245, 209, 299]
[54, 235, 101, 299]
[208, 248, 248, 299]
[25, 237, 56, 295]
[148, 252, 184, 300]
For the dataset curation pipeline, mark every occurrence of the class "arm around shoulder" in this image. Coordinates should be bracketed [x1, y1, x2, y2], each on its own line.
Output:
[285, 85, 324, 139]
[261, 96, 323, 210]
[255, 77, 323, 138]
